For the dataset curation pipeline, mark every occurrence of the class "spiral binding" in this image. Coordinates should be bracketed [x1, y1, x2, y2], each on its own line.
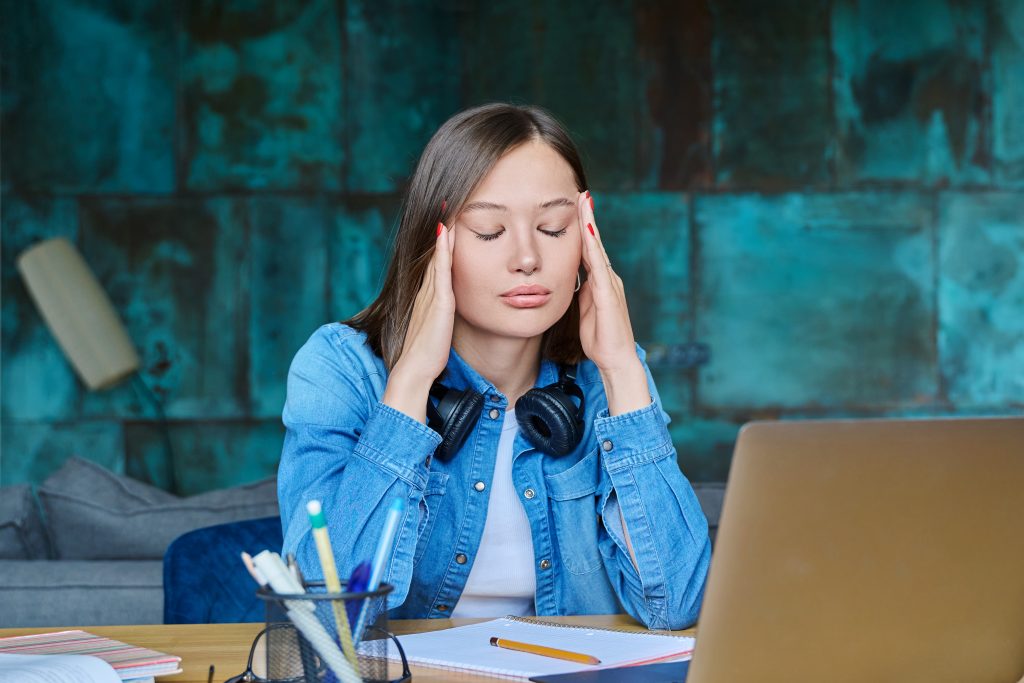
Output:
[504, 615, 683, 638]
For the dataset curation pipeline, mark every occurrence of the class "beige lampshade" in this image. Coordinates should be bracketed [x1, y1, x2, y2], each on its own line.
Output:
[17, 237, 140, 390]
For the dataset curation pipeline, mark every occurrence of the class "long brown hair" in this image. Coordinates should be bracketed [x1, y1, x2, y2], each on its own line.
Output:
[345, 103, 588, 370]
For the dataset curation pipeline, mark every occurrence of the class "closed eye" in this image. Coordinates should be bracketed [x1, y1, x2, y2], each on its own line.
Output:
[475, 230, 503, 241]
[474, 227, 568, 242]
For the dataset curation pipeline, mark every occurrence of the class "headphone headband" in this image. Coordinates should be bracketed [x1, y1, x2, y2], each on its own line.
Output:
[426, 363, 584, 461]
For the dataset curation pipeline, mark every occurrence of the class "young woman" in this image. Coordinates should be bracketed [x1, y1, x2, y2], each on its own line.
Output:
[278, 103, 710, 630]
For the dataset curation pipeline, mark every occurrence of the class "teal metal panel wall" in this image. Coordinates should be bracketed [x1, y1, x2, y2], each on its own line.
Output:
[2, 0, 1021, 493]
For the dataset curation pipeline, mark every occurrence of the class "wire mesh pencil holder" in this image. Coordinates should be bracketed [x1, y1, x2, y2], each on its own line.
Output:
[256, 581, 411, 683]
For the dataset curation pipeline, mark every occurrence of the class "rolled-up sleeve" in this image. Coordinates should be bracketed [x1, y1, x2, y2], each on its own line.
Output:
[592, 350, 711, 630]
[278, 326, 441, 610]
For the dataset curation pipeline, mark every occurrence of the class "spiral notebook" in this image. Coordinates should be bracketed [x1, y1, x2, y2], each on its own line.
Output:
[392, 617, 694, 680]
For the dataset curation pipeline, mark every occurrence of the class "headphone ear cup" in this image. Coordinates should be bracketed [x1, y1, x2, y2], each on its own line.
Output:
[428, 386, 484, 462]
[515, 387, 583, 457]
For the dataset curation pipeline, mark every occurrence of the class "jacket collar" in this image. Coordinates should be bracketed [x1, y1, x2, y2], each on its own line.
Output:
[441, 345, 561, 400]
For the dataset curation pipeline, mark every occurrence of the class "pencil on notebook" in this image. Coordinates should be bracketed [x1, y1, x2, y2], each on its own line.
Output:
[489, 636, 601, 665]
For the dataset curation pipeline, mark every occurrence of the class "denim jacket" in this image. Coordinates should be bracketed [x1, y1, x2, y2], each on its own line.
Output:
[278, 323, 710, 630]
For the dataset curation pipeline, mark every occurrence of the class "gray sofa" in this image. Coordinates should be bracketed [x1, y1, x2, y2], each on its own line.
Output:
[0, 457, 279, 628]
[1, 458, 724, 628]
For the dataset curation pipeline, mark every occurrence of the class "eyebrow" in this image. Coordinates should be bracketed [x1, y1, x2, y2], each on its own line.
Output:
[461, 197, 575, 213]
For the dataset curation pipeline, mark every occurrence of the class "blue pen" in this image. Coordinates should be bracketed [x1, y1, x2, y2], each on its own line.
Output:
[353, 497, 404, 642]
[320, 562, 370, 683]
[344, 561, 371, 627]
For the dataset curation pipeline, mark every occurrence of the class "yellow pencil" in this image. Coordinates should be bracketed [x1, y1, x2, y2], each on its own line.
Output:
[307, 500, 358, 668]
[489, 637, 601, 665]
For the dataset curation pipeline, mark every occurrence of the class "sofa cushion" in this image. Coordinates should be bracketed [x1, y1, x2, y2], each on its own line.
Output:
[0, 484, 50, 560]
[39, 457, 279, 560]
[0, 560, 163, 627]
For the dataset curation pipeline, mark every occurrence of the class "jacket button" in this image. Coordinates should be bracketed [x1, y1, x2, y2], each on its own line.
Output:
[490, 394, 501, 402]
[539, 559, 551, 570]
[424, 455, 432, 467]
[474, 481, 486, 492]
[489, 408, 500, 419]
[455, 553, 467, 564]
[523, 488, 536, 499]
[436, 604, 448, 612]
[602, 440, 613, 451]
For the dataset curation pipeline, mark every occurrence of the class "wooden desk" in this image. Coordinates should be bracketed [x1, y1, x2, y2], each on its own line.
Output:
[0, 616, 696, 682]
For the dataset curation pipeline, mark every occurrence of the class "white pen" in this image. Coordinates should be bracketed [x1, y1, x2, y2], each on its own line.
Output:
[285, 552, 305, 588]
[252, 551, 361, 683]
[252, 551, 306, 602]
[240, 552, 268, 586]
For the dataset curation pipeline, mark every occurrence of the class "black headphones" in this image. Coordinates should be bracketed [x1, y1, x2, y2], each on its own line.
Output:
[426, 365, 586, 462]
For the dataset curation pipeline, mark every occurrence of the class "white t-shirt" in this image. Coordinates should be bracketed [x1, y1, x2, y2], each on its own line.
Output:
[452, 409, 536, 617]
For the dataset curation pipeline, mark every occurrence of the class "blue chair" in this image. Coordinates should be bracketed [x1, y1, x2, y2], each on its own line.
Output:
[163, 516, 283, 624]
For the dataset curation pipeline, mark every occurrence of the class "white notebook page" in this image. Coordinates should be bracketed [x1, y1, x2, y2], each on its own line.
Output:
[393, 617, 695, 679]
[0, 653, 123, 683]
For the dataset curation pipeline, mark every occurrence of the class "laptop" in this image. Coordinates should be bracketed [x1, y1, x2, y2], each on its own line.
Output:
[687, 416, 1024, 683]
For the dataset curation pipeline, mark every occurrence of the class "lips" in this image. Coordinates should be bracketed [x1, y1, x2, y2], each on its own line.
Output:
[500, 285, 551, 297]
[500, 284, 552, 309]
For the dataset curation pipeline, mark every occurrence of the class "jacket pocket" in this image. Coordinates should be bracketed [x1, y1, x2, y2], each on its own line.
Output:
[545, 452, 603, 575]
[413, 471, 449, 565]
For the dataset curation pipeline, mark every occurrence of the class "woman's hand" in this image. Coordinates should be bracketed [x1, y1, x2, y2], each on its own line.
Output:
[382, 222, 457, 423]
[576, 192, 651, 416]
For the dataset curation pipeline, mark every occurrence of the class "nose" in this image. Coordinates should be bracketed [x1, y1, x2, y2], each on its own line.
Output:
[509, 227, 541, 276]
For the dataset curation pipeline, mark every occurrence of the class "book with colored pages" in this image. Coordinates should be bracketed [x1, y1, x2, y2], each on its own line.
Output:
[390, 616, 695, 680]
[0, 630, 182, 682]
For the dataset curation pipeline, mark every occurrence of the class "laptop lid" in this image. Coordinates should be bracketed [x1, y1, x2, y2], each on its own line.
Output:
[688, 417, 1024, 683]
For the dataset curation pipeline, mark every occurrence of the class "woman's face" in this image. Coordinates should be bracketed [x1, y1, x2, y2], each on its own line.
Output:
[450, 139, 583, 345]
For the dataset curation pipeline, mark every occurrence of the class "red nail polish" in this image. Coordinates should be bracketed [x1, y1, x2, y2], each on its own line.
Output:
[587, 223, 595, 236]
[437, 222, 443, 237]
[589, 197, 594, 211]
[585, 190, 590, 198]
[441, 199, 447, 212]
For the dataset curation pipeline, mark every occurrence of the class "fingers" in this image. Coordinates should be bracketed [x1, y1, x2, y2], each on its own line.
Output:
[410, 223, 451, 326]
[395, 220, 459, 383]
[579, 191, 616, 295]
[578, 191, 592, 273]
[434, 222, 450, 271]
[431, 222, 456, 308]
